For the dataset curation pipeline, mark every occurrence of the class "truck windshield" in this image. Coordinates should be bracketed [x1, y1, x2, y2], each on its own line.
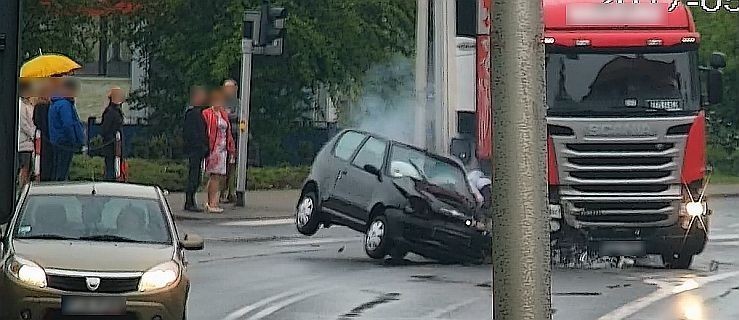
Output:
[546, 51, 700, 116]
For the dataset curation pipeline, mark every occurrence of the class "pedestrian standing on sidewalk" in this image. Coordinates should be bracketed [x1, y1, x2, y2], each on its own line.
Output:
[33, 81, 54, 181]
[100, 87, 125, 181]
[48, 78, 85, 181]
[221, 79, 240, 203]
[17, 82, 36, 187]
[183, 86, 209, 212]
[202, 89, 236, 213]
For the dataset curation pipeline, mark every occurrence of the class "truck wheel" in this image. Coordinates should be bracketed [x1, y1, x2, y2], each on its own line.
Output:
[662, 252, 694, 269]
[296, 191, 321, 236]
[365, 215, 392, 259]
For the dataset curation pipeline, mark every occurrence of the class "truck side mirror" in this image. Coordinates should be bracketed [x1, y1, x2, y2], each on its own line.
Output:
[707, 69, 723, 105]
[450, 138, 473, 165]
[710, 52, 727, 69]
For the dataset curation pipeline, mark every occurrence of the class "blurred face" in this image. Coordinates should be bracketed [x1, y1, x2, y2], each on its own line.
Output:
[191, 90, 207, 106]
[110, 89, 125, 104]
[223, 83, 237, 97]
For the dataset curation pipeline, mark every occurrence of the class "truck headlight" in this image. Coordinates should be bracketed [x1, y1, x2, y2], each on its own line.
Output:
[138, 261, 180, 292]
[685, 202, 705, 217]
[6, 255, 47, 288]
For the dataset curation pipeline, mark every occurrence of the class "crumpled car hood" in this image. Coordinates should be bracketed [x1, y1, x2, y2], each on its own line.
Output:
[392, 177, 476, 219]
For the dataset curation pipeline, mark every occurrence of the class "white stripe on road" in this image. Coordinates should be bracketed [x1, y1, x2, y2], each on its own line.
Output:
[424, 297, 483, 319]
[709, 241, 739, 246]
[221, 286, 315, 320]
[710, 234, 739, 241]
[246, 287, 334, 320]
[275, 237, 362, 247]
[597, 270, 739, 320]
[219, 218, 294, 227]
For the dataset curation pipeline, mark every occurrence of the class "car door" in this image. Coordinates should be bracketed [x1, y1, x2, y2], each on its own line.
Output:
[322, 131, 368, 215]
[333, 137, 388, 224]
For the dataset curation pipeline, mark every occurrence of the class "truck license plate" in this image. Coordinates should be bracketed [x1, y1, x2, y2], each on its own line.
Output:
[62, 296, 126, 315]
[599, 241, 646, 256]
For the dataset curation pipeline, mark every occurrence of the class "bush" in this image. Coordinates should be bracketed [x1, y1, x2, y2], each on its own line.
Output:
[69, 155, 309, 191]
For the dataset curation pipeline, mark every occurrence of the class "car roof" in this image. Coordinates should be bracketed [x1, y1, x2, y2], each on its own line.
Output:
[27, 182, 161, 200]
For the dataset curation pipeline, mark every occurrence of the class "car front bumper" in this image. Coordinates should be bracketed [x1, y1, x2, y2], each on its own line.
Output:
[0, 273, 188, 320]
[386, 208, 491, 262]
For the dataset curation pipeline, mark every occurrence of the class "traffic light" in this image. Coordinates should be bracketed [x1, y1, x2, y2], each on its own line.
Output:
[258, 4, 287, 55]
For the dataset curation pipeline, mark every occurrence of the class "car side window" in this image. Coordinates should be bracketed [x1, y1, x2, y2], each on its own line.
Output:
[333, 131, 366, 161]
[352, 137, 387, 170]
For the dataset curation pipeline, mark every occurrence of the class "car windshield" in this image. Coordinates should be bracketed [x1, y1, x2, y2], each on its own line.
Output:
[389, 144, 473, 200]
[13, 195, 172, 244]
[546, 50, 700, 116]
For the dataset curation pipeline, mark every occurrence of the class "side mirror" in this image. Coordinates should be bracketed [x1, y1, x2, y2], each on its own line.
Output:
[710, 52, 727, 69]
[180, 233, 204, 251]
[707, 69, 723, 105]
[363, 164, 382, 180]
[450, 138, 473, 165]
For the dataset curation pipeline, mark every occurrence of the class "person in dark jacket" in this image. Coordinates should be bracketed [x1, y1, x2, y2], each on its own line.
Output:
[100, 87, 125, 181]
[183, 86, 210, 212]
[33, 84, 54, 181]
[48, 78, 85, 181]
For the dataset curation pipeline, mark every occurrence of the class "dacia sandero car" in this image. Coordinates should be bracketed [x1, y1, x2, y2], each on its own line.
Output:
[0, 182, 204, 320]
[296, 129, 491, 262]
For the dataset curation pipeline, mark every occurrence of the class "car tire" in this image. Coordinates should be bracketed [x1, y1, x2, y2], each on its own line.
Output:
[365, 215, 392, 259]
[296, 191, 321, 236]
[662, 252, 694, 269]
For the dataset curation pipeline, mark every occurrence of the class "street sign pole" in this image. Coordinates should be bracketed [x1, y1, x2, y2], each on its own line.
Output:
[0, 0, 21, 225]
[490, 0, 550, 318]
[235, 11, 260, 207]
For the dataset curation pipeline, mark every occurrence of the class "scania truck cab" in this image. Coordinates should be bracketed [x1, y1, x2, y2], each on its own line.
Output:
[543, 0, 726, 268]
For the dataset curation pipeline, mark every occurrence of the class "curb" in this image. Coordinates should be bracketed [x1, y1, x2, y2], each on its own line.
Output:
[173, 213, 295, 221]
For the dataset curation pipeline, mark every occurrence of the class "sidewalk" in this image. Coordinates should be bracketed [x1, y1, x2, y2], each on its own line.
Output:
[168, 189, 300, 221]
[167, 184, 739, 221]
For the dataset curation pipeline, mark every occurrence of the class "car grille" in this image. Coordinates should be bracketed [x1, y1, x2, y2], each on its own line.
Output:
[47, 275, 140, 293]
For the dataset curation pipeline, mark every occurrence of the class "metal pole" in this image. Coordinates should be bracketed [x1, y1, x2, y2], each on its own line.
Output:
[490, 0, 550, 318]
[235, 26, 254, 207]
[432, 0, 456, 156]
[0, 0, 21, 225]
[414, 0, 429, 148]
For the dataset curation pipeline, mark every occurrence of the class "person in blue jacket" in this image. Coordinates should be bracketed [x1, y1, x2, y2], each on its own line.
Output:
[48, 78, 85, 181]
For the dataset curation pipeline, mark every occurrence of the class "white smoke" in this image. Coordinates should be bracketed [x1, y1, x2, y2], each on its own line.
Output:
[351, 55, 419, 147]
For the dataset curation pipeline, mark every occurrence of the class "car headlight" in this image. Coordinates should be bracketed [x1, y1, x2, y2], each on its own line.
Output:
[138, 261, 180, 292]
[6, 256, 47, 288]
[685, 202, 705, 217]
[439, 207, 464, 218]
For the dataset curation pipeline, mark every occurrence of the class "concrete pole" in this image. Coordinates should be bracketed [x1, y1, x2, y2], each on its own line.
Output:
[414, 0, 429, 148]
[490, 0, 551, 318]
[0, 0, 21, 225]
[432, 0, 457, 156]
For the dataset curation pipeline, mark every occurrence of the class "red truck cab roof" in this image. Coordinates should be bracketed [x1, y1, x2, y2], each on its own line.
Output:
[544, 0, 699, 48]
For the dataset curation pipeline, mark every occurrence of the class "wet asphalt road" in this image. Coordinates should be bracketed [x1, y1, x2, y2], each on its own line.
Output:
[177, 197, 739, 320]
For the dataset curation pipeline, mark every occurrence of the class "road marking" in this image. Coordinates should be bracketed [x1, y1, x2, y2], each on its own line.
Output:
[221, 286, 314, 320]
[246, 287, 334, 320]
[710, 234, 739, 241]
[424, 297, 484, 319]
[597, 270, 739, 320]
[219, 218, 294, 227]
[729, 223, 739, 229]
[709, 241, 739, 246]
[275, 237, 362, 247]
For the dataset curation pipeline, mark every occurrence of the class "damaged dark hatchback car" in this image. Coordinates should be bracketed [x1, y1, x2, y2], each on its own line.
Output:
[295, 129, 491, 262]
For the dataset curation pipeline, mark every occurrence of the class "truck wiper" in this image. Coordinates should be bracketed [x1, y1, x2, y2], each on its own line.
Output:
[16, 234, 78, 240]
[79, 235, 146, 243]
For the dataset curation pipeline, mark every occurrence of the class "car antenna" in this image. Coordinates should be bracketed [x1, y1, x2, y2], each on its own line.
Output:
[91, 184, 97, 195]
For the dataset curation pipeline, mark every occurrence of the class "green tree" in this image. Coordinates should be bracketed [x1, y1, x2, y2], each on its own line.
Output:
[20, 0, 99, 62]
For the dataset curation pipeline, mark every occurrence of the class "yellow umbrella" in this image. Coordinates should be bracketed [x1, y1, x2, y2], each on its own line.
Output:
[20, 54, 82, 78]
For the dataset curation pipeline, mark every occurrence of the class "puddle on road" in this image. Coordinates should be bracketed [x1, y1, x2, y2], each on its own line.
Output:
[553, 292, 602, 296]
[338, 292, 401, 319]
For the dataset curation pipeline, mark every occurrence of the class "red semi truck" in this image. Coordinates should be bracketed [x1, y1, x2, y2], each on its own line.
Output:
[452, 0, 726, 268]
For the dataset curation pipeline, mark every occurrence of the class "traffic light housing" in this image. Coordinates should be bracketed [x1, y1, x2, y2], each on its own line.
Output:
[258, 5, 287, 54]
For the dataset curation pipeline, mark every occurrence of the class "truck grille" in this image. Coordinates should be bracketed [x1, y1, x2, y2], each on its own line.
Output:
[47, 275, 140, 293]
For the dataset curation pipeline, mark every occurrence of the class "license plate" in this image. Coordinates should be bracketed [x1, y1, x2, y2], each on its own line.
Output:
[599, 241, 646, 256]
[62, 296, 126, 315]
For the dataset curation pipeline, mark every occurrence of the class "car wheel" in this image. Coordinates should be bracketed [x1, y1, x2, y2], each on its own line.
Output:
[296, 191, 321, 236]
[662, 252, 694, 269]
[365, 215, 392, 259]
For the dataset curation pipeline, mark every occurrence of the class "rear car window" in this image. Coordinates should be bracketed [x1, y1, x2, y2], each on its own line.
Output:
[14, 195, 172, 244]
[352, 137, 387, 170]
[333, 131, 366, 161]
